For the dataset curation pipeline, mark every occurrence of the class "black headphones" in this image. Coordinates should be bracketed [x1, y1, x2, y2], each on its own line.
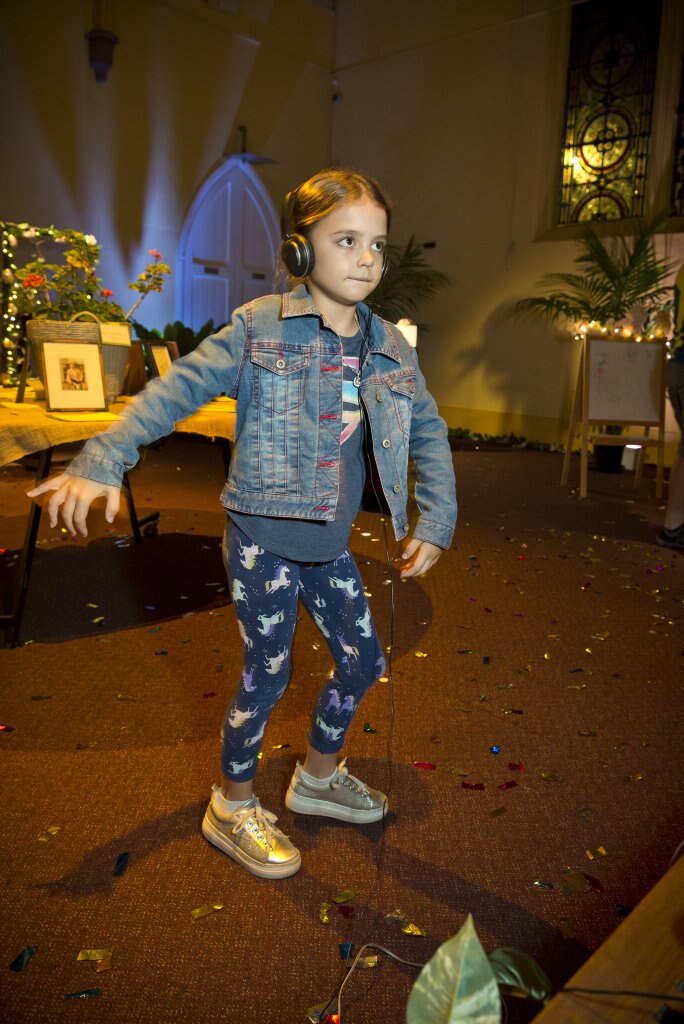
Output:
[280, 188, 389, 279]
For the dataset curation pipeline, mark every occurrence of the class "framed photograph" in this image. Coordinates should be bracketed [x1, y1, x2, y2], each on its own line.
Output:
[143, 340, 177, 378]
[41, 340, 107, 412]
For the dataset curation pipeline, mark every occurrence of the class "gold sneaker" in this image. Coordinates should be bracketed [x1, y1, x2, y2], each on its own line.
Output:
[202, 787, 301, 878]
[285, 759, 387, 823]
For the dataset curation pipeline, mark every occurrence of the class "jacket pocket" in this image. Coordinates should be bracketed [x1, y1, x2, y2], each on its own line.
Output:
[251, 347, 311, 413]
[388, 373, 416, 436]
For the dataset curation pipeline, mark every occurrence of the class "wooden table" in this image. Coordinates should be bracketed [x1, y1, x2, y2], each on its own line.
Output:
[0, 393, 236, 646]
[533, 853, 684, 1021]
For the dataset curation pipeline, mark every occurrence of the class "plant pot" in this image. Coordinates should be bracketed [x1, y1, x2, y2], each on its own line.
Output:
[26, 314, 132, 396]
[591, 444, 624, 473]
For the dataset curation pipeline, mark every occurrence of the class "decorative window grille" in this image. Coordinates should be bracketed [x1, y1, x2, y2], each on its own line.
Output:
[558, 0, 662, 224]
[670, 61, 684, 216]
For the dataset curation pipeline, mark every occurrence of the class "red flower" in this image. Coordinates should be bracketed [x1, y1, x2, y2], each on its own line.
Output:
[23, 273, 46, 289]
[101, 288, 114, 298]
[148, 248, 162, 259]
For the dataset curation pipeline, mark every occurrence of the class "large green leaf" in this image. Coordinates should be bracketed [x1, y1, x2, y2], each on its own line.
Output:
[488, 947, 553, 1003]
[406, 914, 501, 1024]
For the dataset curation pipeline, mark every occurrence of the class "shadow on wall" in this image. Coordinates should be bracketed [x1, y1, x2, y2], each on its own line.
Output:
[447, 300, 578, 441]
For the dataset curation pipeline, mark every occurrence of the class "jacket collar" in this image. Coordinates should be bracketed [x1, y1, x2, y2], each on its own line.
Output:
[281, 284, 401, 362]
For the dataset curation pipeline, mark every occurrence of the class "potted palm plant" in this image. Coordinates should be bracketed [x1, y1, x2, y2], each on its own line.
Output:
[513, 213, 676, 470]
[366, 235, 450, 326]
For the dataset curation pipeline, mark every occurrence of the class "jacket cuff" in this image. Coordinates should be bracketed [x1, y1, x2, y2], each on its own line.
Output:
[412, 517, 455, 550]
[66, 452, 124, 488]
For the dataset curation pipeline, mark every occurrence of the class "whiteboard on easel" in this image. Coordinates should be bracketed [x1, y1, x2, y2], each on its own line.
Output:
[586, 337, 664, 425]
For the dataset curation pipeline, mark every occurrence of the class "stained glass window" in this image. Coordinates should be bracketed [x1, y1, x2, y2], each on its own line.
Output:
[558, 0, 662, 224]
[670, 62, 684, 216]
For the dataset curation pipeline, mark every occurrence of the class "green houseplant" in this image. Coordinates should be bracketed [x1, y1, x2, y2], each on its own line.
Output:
[366, 235, 450, 325]
[513, 214, 676, 470]
[513, 213, 675, 335]
[1, 222, 170, 385]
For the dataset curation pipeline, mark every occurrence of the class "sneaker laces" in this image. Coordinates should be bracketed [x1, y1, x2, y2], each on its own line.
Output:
[231, 800, 283, 849]
[331, 758, 368, 794]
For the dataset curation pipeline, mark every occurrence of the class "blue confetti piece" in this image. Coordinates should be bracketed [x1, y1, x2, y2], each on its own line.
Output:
[490, 745, 501, 754]
[9, 946, 37, 972]
[339, 941, 354, 961]
[65, 988, 101, 1000]
[113, 852, 129, 877]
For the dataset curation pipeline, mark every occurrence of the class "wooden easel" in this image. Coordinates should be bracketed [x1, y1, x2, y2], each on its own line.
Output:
[560, 334, 667, 499]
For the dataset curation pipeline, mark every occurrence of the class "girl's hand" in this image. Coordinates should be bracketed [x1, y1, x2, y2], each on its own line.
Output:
[399, 537, 442, 578]
[26, 474, 120, 537]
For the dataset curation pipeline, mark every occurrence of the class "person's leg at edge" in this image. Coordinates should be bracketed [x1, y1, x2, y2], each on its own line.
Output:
[664, 454, 684, 530]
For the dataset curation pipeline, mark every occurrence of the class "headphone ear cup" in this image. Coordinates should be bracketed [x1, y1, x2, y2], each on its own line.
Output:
[281, 233, 315, 278]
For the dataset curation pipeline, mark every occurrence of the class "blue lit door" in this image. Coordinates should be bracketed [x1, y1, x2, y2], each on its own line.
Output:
[178, 159, 279, 331]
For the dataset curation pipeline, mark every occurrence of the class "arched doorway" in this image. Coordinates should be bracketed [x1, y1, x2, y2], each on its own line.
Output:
[177, 158, 280, 331]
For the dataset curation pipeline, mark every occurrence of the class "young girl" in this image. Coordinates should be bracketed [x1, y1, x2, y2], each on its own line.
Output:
[27, 168, 457, 880]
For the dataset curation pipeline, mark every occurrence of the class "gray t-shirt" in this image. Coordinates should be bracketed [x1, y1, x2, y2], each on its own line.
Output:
[228, 331, 365, 561]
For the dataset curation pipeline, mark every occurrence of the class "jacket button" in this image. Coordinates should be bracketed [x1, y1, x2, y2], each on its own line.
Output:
[382, 438, 391, 448]
[393, 483, 401, 493]
[376, 391, 383, 401]
[276, 358, 285, 369]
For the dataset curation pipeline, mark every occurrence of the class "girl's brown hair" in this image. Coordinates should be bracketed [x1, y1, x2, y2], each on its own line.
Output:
[277, 167, 392, 288]
[289, 167, 392, 236]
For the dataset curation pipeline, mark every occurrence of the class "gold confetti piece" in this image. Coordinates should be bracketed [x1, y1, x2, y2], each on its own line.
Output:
[363, 590, 372, 597]
[384, 908, 405, 924]
[626, 772, 645, 782]
[38, 826, 60, 842]
[613, 742, 629, 752]
[401, 921, 427, 937]
[456, 704, 472, 713]
[360, 955, 379, 969]
[378, 676, 389, 682]
[190, 902, 224, 920]
[86, 602, 99, 609]
[319, 902, 333, 925]
[559, 917, 575, 939]
[543, 652, 551, 660]
[567, 683, 586, 690]
[578, 729, 596, 736]
[490, 807, 507, 818]
[116, 694, 137, 702]
[414, 651, 428, 658]
[585, 647, 592, 655]
[332, 888, 358, 904]
[312, 643, 321, 651]
[77, 950, 113, 962]
[91, 616, 105, 625]
[94, 959, 112, 973]
[585, 846, 607, 861]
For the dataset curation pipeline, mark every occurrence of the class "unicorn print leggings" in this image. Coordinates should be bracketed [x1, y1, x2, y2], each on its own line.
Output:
[220, 519, 385, 782]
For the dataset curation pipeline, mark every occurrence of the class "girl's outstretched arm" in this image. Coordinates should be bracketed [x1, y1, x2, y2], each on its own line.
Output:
[27, 474, 120, 537]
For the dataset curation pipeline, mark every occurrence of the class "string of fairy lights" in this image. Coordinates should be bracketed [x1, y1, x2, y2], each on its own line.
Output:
[0, 221, 67, 384]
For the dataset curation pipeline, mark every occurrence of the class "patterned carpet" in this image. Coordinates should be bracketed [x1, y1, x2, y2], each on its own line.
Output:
[1, 436, 682, 1023]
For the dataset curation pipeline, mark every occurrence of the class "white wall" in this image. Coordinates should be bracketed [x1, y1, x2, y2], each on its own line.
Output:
[333, 0, 684, 445]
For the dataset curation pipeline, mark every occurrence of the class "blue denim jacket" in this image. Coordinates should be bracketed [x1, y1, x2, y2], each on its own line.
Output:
[67, 285, 457, 548]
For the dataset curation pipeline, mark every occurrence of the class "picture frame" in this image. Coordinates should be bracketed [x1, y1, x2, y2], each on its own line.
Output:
[40, 340, 107, 412]
[143, 340, 177, 378]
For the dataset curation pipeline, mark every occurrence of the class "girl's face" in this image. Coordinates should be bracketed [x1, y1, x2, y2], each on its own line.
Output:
[305, 197, 388, 321]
